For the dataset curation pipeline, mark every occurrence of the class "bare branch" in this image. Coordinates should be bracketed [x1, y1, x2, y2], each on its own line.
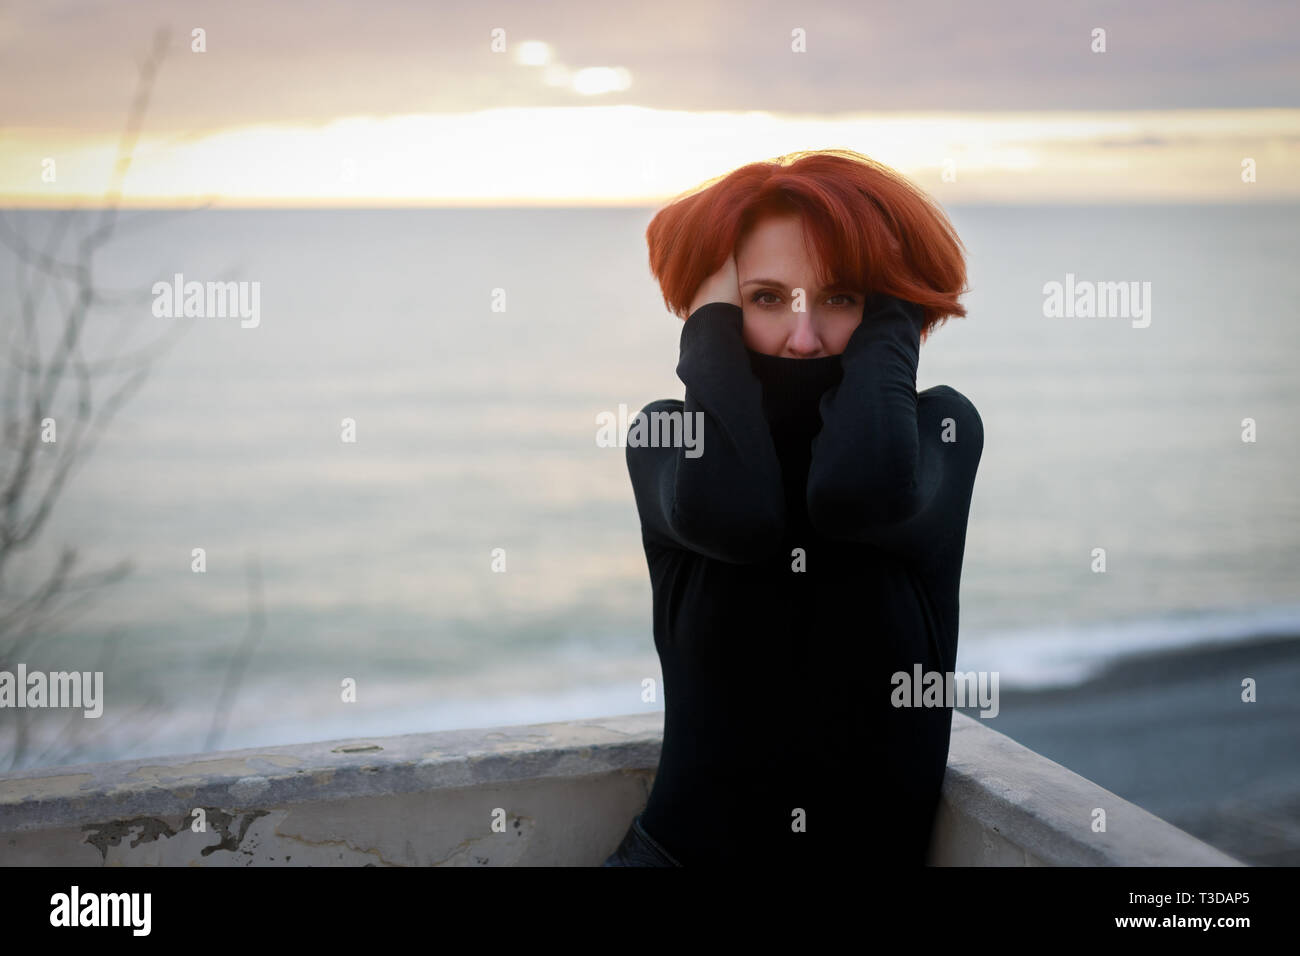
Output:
[0, 27, 177, 771]
[205, 553, 266, 754]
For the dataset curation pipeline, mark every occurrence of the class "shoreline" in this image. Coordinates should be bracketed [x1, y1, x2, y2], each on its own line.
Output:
[959, 632, 1300, 865]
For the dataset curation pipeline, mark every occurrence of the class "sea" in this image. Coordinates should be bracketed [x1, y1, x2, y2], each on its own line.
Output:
[2, 203, 1298, 769]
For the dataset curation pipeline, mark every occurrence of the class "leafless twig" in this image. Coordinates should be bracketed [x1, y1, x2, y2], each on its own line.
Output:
[0, 25, 199, 770]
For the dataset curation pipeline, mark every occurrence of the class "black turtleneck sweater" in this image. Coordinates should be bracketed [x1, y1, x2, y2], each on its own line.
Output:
[625, 296, 984, 866]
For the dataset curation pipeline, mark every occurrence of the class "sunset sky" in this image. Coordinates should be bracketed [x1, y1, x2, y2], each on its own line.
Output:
[2, 0, 1297, 206]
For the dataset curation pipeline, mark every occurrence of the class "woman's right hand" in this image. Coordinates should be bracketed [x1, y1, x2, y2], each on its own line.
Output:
[687, 252, 742, 317]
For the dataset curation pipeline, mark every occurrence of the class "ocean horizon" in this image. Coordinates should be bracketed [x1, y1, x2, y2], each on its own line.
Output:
[3, 204, 1298, 769]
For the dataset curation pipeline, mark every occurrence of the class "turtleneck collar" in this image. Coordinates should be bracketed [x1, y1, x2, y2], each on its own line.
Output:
[744, 348, 842, 529]
[745, 348, 843, 438]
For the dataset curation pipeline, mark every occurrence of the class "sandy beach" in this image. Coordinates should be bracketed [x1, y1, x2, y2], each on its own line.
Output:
[958, 634, 1300, 866]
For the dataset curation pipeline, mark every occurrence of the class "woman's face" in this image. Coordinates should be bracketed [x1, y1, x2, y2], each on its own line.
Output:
[736, 214, 864, 358]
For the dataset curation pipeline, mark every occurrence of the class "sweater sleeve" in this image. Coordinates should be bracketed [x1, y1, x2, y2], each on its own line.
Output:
[625, 302, 786, 563]
[806, 293, 983, 573]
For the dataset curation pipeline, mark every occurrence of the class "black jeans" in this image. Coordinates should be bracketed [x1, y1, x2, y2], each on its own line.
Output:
[601, 814, 683, 866]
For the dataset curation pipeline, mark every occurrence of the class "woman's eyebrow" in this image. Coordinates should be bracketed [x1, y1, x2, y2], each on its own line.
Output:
[740, 278, 858, 292]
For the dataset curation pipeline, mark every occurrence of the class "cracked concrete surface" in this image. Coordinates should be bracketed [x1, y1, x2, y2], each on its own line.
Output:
[0, 710, 1241, 865]
[0, 712, 662, 865]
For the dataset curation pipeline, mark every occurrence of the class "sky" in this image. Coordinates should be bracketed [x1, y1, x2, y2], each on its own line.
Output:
[1, 0, 1298, 206]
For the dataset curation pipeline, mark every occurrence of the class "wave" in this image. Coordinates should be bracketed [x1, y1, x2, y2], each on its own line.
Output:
[954, 601, 1300, 690]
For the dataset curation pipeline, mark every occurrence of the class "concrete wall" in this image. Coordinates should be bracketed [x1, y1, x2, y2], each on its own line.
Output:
[0, 711, 1243, 866]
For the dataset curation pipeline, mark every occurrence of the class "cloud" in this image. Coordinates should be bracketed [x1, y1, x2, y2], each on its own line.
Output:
[0, 0, 1295, 135]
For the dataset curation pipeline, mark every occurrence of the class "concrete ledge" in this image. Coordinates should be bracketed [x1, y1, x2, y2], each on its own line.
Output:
[0, 713, 664, 865]
[0, 710, 1244, 866]
[931, 713, 1244, 865]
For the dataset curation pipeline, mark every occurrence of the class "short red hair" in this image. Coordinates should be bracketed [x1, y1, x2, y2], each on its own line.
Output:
[645, 149, 969, 343]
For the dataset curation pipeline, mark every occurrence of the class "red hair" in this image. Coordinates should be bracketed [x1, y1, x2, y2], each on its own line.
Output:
[645, 149, 969, 343]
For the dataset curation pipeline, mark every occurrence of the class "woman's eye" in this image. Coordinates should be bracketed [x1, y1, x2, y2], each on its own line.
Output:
[750, 291, 857, 307]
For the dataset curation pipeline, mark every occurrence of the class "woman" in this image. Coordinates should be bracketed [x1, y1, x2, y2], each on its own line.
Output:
[603, 150, 983, 866]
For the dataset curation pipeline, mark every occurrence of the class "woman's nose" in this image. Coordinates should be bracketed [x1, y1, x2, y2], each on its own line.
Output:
[786, 317, 823, 357]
